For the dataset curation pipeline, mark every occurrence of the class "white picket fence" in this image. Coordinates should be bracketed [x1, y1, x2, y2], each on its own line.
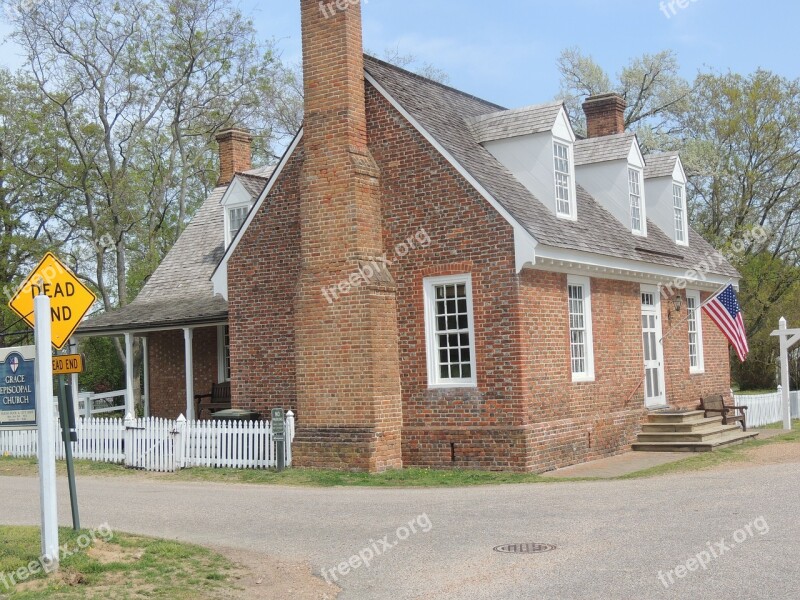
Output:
[0, 418, 125, 464]
[0, 412, 295, 473]
[733, 387, 800, 428]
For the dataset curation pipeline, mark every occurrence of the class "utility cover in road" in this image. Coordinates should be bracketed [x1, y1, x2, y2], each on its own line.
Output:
[8, 253, 97, 350]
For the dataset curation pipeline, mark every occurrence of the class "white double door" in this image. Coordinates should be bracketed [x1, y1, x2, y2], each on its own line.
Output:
[641, 285, 667, 408]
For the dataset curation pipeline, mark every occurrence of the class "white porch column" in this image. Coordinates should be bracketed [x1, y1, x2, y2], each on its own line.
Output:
[183, 328, 195, 420]
[142, 337, 150, 417]
[124, 332, 135, 417]
[779, 318, 792, 430]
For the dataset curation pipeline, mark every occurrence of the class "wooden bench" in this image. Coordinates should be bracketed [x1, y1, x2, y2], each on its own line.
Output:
[700, 394, 748, 431]
[194, 382, 231, 419]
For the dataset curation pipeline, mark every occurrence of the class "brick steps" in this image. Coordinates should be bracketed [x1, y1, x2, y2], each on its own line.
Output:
[633, 410, 758, 452]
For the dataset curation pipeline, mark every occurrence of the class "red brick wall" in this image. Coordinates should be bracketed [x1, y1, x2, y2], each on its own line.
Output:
[146, 326, 219, 418]
[663, 290, 732, 408]
[223, 74, 733, 473]
[366, 83, 529, 470]
[227, 151, 302, 417]
[518, 273, 646, 471]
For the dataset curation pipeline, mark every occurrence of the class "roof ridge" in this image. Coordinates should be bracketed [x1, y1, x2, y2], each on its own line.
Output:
[466, 100, 564, 125]
[363, 54, 506, 112]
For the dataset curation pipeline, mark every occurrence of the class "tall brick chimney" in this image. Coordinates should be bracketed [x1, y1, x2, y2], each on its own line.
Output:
[582, 93, 627, 138]
[292, 0, 404, 472]
[215, 128, 252, 186]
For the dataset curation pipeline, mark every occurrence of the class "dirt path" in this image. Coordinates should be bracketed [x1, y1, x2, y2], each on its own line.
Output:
[213, 547, 339, 599]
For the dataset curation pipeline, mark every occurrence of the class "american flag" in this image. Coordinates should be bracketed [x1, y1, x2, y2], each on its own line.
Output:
[702, 284, 749, 362]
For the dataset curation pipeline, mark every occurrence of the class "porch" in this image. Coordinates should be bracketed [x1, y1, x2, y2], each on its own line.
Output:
[74, 320, 230, 421]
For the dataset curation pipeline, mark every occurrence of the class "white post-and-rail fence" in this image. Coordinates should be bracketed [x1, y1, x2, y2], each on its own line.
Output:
[77, 390, 127, 418]
[733, 387, 800, 429]
[0, 411, 295, 473]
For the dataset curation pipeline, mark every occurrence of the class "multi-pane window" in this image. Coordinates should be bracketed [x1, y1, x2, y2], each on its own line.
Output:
[628, 168, 643, 234]
[568, 276, 594, 381]
[228, 206, 248, 243]
[554, 141, 573, 218]
[424, 275, 476, 386]
[673, 184, 686, 244]
[686, 291, 705, 373]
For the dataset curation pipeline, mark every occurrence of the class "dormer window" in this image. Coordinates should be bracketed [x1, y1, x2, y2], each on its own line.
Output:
[673, 183, 688, 244]
[628, 167, 645, 235]
[226, 205, 249, 247]
[553, 141, 575, 218]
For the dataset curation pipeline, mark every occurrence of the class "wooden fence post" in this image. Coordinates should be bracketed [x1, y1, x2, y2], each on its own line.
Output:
[124, 413, 135, 468]
[175, 414, 187, 470]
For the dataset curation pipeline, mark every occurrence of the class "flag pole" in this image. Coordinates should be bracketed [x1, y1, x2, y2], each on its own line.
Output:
[659, 279, 732, 345]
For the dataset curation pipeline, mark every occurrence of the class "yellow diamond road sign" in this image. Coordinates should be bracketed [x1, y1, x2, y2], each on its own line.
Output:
[8, 252, 97, 350]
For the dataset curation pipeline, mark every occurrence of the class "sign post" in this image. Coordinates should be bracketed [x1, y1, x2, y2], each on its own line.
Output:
[272, 408, 286, 472]
[771, 317, 800, 430]
[57, 368, 80, 530]
[8, 253, 97, 559]
[34, 294, 59, 567]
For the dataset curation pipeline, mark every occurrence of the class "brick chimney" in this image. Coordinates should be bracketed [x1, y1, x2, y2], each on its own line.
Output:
[582, 93, 627, 138]
[292, 0, 403, 472]
[215, 128, 252, 186]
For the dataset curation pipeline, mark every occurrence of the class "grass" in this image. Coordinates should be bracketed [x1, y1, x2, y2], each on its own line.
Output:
[732, 389, 778, 395]
[2, 420, 798, 487]
[0, 526, 234, 599]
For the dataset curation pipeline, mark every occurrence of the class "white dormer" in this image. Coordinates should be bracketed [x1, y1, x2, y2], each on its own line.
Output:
[220, 176, 256, 248]
[574, 132, 648, 236]
[644, 153, 689, 246]
[466, 102, 578, 220]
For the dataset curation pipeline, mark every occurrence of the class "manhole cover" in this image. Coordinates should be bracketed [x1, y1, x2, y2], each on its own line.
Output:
[493, 543, 556, 554]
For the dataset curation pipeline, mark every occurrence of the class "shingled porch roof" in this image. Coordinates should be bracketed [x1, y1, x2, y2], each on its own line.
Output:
[78, 168, 271, 336]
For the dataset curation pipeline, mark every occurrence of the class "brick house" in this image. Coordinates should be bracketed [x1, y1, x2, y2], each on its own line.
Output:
[80, 1, 740, 473]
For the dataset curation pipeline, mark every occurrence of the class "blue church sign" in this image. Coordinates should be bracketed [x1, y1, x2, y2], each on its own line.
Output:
[0, 347, 36, 428]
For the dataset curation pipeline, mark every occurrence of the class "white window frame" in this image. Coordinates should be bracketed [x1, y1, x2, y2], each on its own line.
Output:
[423, 274, 478, 388]
[628, 167, 646, 236]
[567, 275, 595, 382]
[553, 139, 576, 220]
[217, 324, 231, 382]
[225, 204, 250, 248]
[686, 291, 705, 374]
[673, 183, 688, 245]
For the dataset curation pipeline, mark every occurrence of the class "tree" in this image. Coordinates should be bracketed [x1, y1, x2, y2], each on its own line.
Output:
[0, 67, 76, 338]
[2, 0, 301, 408]
[681, 70, 800, 388]
[556, 47, 692, 150]
[372, 45, 451, 84]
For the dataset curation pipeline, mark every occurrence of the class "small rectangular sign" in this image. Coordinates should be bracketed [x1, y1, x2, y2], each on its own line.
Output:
[271, 408, 285, 434]
[0, 346, 36, 428]
[52, 354, 84, 375]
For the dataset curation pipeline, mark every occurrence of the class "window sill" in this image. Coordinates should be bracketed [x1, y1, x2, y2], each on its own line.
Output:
[572, 375, 595, 384]
[690, 368, 705, 376]
[428, 381, 478, 390]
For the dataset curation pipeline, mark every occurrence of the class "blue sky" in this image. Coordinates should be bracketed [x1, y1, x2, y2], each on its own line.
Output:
[1, 0, 797, 109]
